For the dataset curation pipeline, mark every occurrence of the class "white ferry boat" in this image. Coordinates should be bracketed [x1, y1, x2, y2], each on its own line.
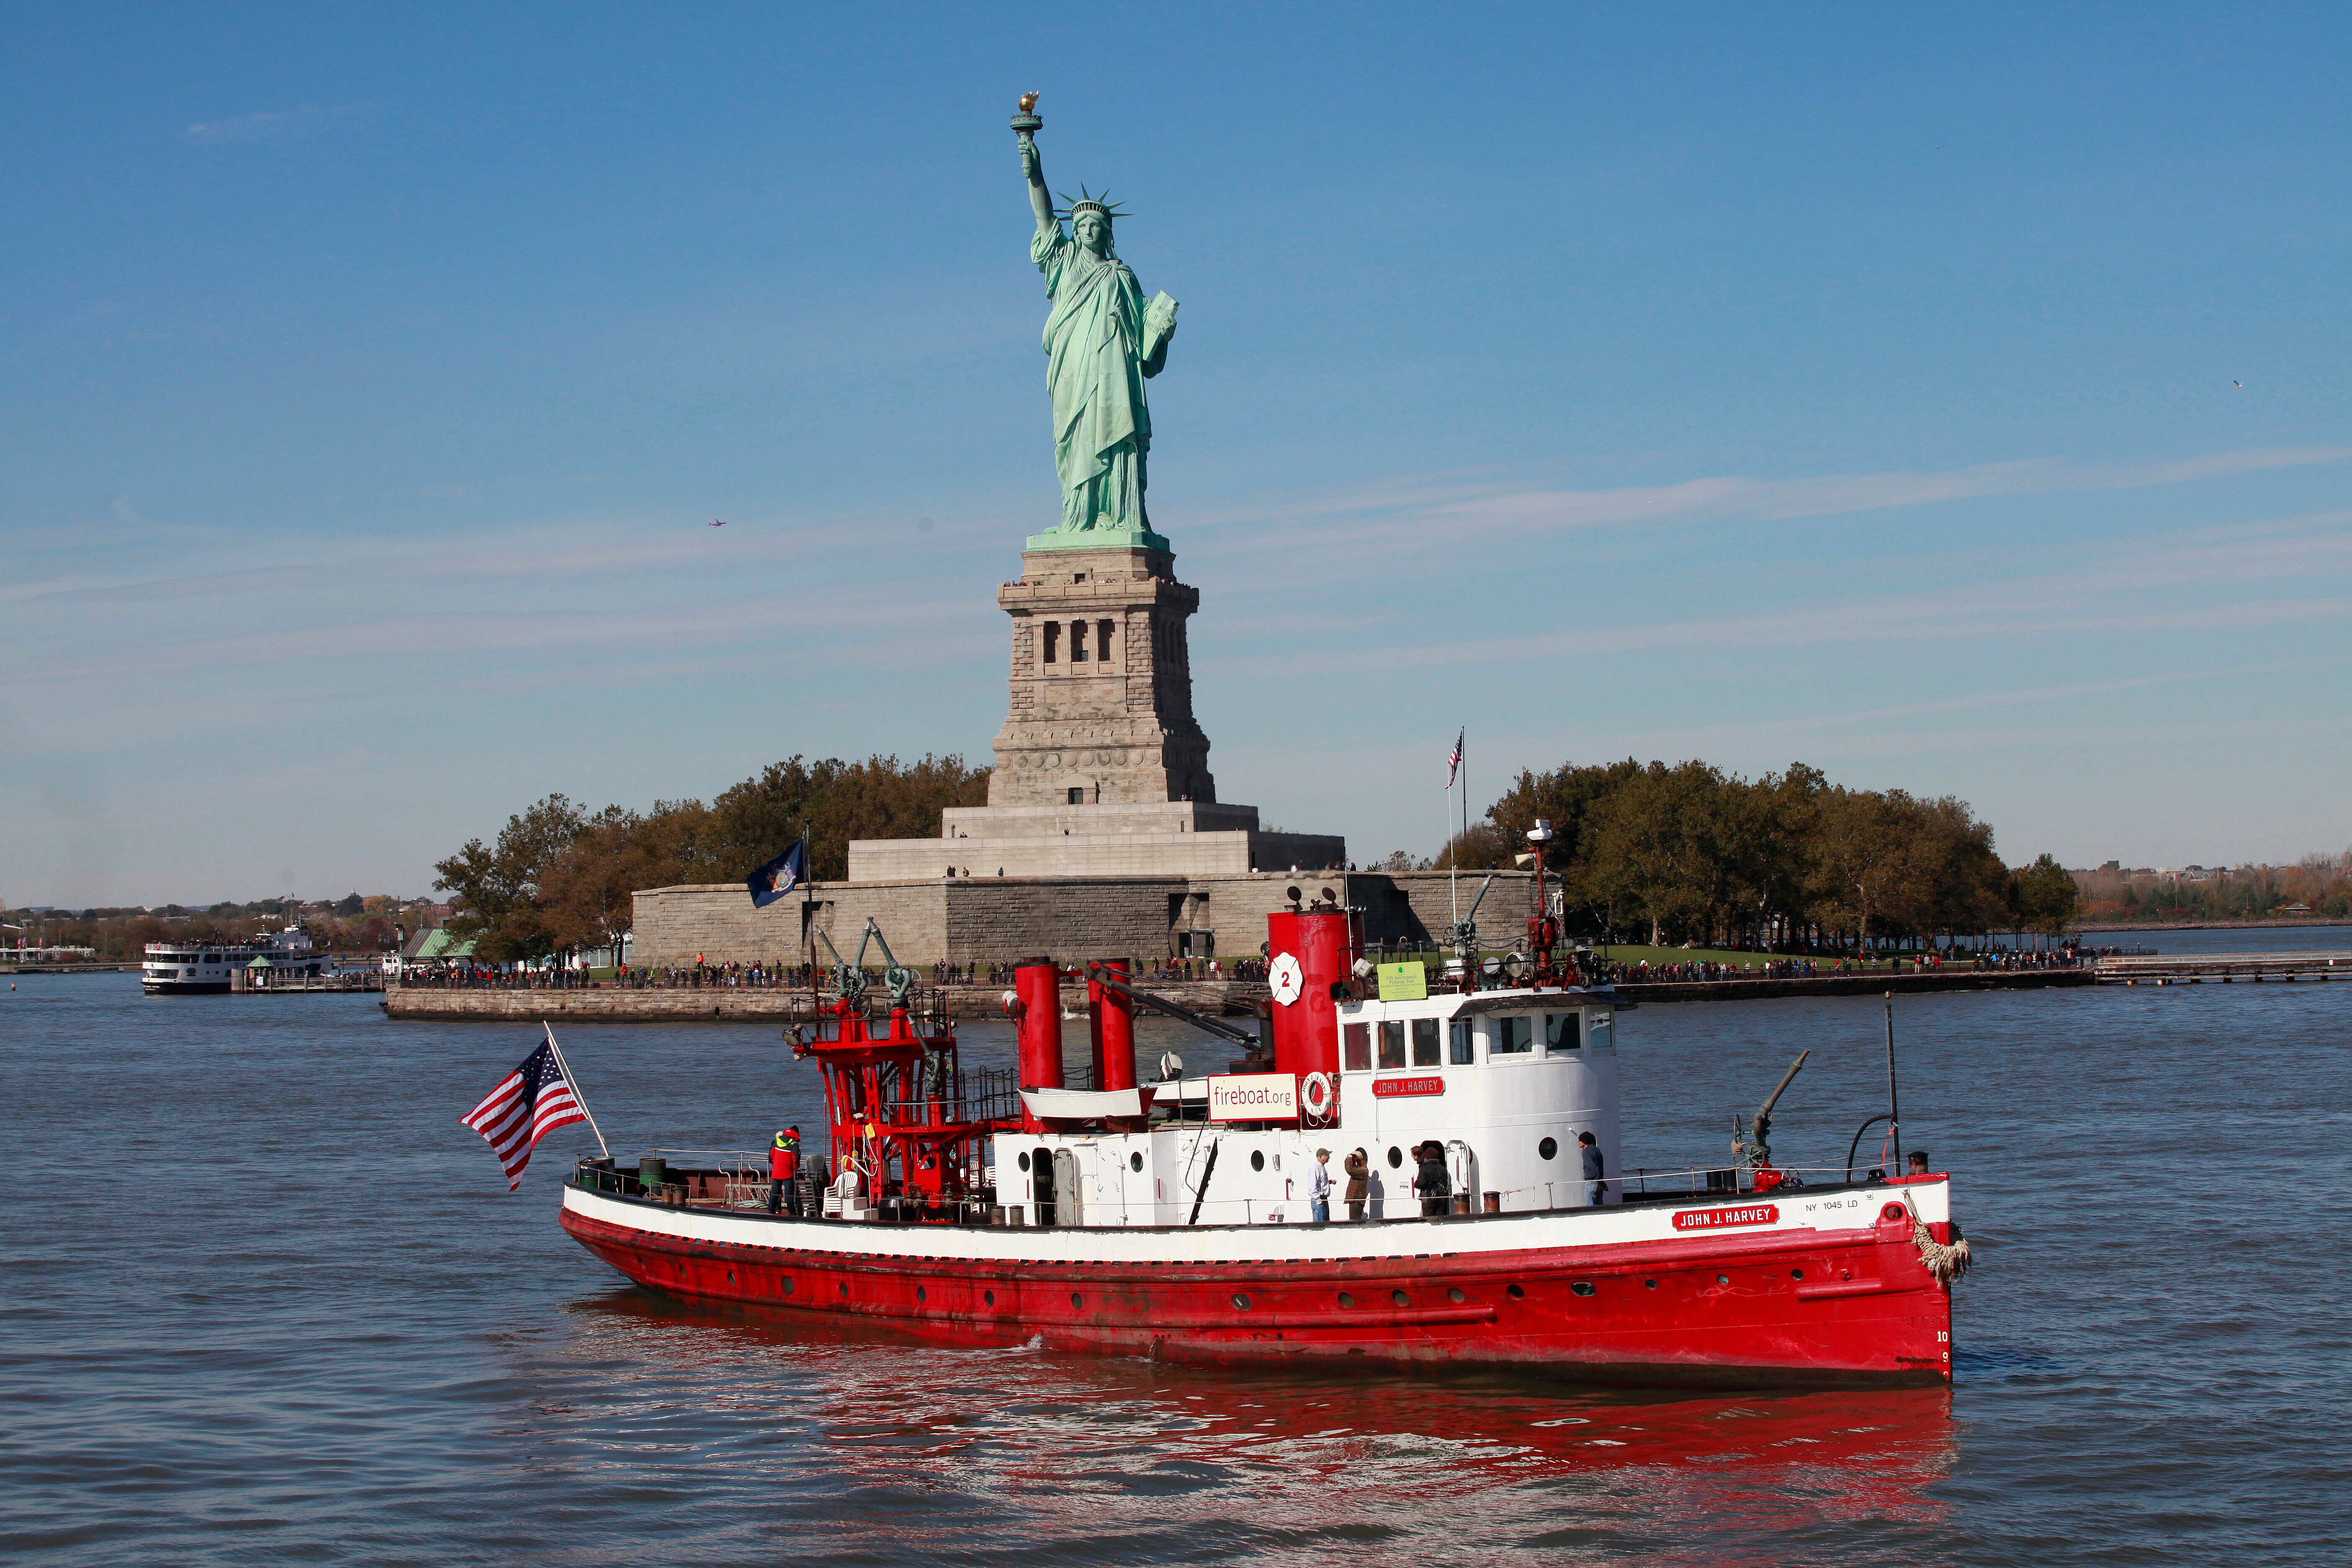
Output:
[142, 926, 324, 995]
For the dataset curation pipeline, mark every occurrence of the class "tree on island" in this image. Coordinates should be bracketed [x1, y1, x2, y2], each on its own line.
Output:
[2012, 852, 2082, 948]
[1429, 756, 2025, 955]
[434, 755, 990, 962]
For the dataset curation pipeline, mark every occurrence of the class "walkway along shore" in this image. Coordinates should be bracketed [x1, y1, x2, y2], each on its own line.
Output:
[380, 978, 1265, 1024]
[378, 964, 2097, 1022]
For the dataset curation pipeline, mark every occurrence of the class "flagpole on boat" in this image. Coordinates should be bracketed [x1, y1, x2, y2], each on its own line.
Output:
[542, 1019, 611, 1159]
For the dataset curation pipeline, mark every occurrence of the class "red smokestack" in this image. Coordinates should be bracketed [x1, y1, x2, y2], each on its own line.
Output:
[1093, 958, 1136, 1093]
[1265, 909, 1362, 1078]
[1014, 958, 1063, 1132]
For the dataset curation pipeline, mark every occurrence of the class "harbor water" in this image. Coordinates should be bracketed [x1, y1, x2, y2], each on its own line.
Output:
[3, 963, 2348, 1565]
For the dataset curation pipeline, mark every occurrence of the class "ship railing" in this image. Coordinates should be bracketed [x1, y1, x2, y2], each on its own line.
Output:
[987, 1166, 1913, 1229]
[609, 1148, 774, 1210]
[1612, 1163, 1906, 1201]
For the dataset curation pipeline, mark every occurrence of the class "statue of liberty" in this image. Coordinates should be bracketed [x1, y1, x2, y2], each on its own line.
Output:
[1014, 97, 1179, 547]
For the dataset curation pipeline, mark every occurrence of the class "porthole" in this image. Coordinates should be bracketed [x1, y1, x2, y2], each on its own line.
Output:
[1232, 1293, 1251, 1310]
[727, 1271, 735, 1282]
[1251, 1150, 1266, 1172]
[1571, 1281, 1596, 1297]
[1447, 1287, 1467, 1304]
[1337, 1292, 1355, 1308]
[1017, 1152, 1031, 1172]
[1717, 1274, 1730, 1286]
[839, 1281, 848, 1297]
[1538, 1137, 1558, 1161]
[782, 1278, 794, 1295]
[1790, 1268, 1805, 1281]
[1643, 1278, 1656, 1290]
[1391, 1289, 1409, 1306]
[1071, 1292, 1083, 1310]
[1130, 1152, 1144, 1172]
[1387, 1146, 1403, 1168]
[916, 1286, 926, 1303]
[984, 1289, 995, 1306]
[1506, 1283, 1525, 1300]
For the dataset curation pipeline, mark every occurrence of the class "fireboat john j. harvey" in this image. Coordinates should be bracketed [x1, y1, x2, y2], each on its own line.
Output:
[557, 843, 1971, 1386]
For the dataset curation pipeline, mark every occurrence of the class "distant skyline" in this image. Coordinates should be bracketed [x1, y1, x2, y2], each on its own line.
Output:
[5, 4, 2349, 907]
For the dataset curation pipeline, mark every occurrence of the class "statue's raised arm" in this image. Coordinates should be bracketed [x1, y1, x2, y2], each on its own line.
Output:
[1015, 96, 1054, 231]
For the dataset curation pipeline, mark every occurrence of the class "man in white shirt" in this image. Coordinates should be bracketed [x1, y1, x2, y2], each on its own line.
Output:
[1309, 1148, 1333, 1224]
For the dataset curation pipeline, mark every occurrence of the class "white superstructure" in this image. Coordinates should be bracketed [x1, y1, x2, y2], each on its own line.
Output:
[991, 989, 1622, 1227]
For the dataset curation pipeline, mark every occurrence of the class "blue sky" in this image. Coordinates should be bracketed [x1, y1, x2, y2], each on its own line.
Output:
[4, 3, 2348, 907]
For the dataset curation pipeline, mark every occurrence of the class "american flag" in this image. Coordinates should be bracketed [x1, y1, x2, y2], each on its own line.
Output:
[461, 1040, 588, 1191]
[1446, 728, 1464, 788]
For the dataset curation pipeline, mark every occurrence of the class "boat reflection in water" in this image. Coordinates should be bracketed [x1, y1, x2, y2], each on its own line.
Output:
[537, 1286, 1956, 1555]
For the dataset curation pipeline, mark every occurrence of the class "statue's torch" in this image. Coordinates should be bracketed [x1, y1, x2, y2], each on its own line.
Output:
[1011, 91, 1042, 141]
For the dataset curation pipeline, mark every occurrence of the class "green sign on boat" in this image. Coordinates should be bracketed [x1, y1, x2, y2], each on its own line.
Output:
[1376, 962, 1427, 1001]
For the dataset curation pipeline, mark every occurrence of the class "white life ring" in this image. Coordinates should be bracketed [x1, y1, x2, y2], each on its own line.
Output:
[1269, 952, 1305, 1006]
[1301, 1070, 1336, 1124]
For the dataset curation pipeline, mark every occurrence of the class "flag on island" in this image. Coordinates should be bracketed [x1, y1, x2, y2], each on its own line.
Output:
[748, 840, 807, 908]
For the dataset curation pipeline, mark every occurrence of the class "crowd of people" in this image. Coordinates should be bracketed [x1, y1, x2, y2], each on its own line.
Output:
[395, 944, 2102, 993]
[391, 954, 1269, 992]
[1615, 946, 2092, 985]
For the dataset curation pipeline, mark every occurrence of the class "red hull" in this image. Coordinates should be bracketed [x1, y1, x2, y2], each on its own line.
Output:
[560, 1198, 1954, 1386]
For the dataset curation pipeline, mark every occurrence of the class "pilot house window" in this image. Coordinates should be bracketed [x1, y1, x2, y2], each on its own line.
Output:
[1377, 1020, 1407, 1070]
[1411, 1018, 1442, 1067]
[1546, 1013, 1581, 1052]
[1495, 1016, 1534, 1055]
[1343, 1022, 1370, 1072]
[1449, 1019, 1475, 1065]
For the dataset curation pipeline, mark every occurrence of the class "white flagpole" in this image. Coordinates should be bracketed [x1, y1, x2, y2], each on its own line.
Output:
[1447, 738, 1460, 926]
[542, 1019, 611, 1158]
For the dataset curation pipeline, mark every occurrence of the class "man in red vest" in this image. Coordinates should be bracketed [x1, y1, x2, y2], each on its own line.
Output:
[767, 1126, 800, 1215]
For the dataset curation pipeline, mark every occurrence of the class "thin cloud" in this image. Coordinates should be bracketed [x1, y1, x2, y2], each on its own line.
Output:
[182, 103, 371, 145]
[1182, 446, 2352, 552]
[1194, 508, 2352, 671]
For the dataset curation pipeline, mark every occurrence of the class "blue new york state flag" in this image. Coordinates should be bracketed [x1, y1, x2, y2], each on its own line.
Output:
[747, 840, 807, 908]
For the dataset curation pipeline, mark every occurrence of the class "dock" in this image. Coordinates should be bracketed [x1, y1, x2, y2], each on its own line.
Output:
[2092, 952, 2349, 986]
[230, 971, 385, 994]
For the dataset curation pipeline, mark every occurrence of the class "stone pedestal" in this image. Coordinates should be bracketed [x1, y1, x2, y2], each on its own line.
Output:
[988, 544, 1212, 807]
[843, 539, 1343, 884]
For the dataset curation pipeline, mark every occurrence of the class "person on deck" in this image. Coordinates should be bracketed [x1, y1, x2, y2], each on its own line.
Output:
[1309, 1148, 1333, 1224]
[1908, 1150, 1930, 1177]
[767, 1126, 800, 1215]
[1344, 1148, 1369, 1222]
[1413, 1141, 1452, 1218]
[1579, 1130, 1606, 1207]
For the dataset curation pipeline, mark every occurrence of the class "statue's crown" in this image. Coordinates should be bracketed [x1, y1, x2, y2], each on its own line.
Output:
[1054, 184, 1130, 223]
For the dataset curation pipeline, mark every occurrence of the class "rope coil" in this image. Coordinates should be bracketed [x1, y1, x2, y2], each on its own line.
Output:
[1912, 1216, 1973, 1284]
